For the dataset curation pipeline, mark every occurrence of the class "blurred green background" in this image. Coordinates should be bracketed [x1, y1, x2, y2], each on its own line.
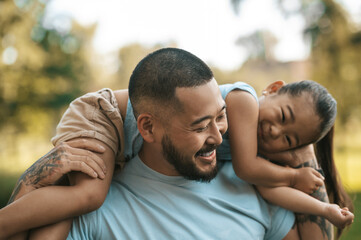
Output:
[0, 0, 360, 239]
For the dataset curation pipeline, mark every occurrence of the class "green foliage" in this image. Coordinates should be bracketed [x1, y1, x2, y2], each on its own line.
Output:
[116, 44, 157, 89]
[0, 0, 95, 133]
[305, 0, 361, 126]
[0, 0, 97, 178]
[0, 172, 20, 208]
[104, 42, 178, 90]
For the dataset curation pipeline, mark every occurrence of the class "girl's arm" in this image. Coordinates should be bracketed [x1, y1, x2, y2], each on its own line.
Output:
[257, 185, 353, 232]
[28, 220, 73, 240]
[226, 90, 323, 192]
[0, 138, 114, 240]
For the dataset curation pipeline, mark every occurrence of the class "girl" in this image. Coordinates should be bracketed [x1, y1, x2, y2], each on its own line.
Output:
[219, 80, 354, 239]
[0, 80, 354, 239]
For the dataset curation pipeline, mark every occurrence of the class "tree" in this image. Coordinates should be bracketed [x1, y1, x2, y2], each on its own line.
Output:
[0, 0, 96, 172]
[108, 42, 177, 90]
[303, 0, 361, 125]
[0, 0, 95, 133]
[236, 30, 278, 62]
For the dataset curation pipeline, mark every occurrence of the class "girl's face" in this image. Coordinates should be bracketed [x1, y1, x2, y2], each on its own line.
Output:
[257, 91, 321, 154]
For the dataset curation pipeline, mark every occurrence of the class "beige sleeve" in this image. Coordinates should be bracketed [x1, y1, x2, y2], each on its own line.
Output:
[51, 88, 125, 166]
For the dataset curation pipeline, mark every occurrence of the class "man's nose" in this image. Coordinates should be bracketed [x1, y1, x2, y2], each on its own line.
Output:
[208, 122, 224, 146]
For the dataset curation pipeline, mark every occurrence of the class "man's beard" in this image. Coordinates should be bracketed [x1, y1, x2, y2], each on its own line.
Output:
[161, 134, 218, 182]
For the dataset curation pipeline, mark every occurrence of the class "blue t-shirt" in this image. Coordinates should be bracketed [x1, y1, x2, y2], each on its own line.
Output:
[68, 82, 294, 239]
[68, 155, 294, 240]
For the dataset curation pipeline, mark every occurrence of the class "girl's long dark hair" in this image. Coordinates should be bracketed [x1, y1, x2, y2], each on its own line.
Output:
[315, 126, 354, 238]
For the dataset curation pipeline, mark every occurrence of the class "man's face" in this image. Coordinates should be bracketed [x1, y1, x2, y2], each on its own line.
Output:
[160, 78, 227, 181]
[257, 92, 321, 154]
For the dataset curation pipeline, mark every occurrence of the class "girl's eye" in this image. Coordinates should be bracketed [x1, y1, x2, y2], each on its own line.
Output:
[281, 109, 285, 123]
[286, 135, 291, 146]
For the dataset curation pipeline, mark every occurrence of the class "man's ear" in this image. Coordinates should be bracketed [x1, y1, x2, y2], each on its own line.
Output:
[262, 80, 285, 95]
[137, 113, 156, 143]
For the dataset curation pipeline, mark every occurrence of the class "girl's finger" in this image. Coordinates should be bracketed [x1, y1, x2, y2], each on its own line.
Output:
[73, 155, 105, 179]
[64, 160, 99, 179]
[313, 177, 324, 188]
[67, 138, 106, 153]
[312, 168, 325, 181]
[60, 154, 105, 179]
[70, 147, 107, 173]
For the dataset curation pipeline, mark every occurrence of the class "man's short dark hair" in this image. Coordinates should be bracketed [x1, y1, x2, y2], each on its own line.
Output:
[128, 48, 213, 118]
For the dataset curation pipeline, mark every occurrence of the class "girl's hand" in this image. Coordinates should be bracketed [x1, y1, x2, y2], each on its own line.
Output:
[292, 167, 325, 194]
[22, 138, 107, 189]
[323, 204, 354, 229]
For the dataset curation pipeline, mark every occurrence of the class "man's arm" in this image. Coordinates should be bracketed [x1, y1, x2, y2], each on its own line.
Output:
[283, 223, 300, 240]
[295, 160, 333, 240]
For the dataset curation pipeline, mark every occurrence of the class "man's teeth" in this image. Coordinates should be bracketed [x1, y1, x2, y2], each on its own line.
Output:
[199, 150, 214, 157]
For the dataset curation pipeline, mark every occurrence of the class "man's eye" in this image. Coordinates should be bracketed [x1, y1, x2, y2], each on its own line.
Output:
[196, 126, 208, 132]
[217, 113, 226, 121]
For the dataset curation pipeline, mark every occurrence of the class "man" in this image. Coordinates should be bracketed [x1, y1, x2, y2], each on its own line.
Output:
[65, 48, 296, 239]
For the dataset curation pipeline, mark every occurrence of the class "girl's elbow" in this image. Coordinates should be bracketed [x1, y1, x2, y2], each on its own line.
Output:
[77, 188, 107, 213]
[256, 186, 273, 201]
[86, 191, 106, 211]
[233, 165, 257, 183]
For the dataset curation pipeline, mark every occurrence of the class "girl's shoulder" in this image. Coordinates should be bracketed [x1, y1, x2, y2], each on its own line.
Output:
[226, 89, 259, 115]
[219, 82, 258, 102]
[224, 83, 259, 124]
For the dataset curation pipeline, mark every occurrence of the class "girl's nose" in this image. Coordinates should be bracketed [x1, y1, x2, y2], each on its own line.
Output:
[270, 124, 282, 138]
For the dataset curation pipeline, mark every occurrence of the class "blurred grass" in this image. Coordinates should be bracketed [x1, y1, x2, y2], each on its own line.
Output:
[0, 173, 20, 207]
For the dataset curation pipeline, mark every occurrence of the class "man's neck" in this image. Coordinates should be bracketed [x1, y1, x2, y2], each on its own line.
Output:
[138, 143, 180, 176]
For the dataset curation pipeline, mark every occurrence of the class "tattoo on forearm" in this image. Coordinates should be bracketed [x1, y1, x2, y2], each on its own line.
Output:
[7, 148, 64, 204]
[297, 214, 332, 240]
[297, 187, 333, 239]
[295, 160, 333, 240]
